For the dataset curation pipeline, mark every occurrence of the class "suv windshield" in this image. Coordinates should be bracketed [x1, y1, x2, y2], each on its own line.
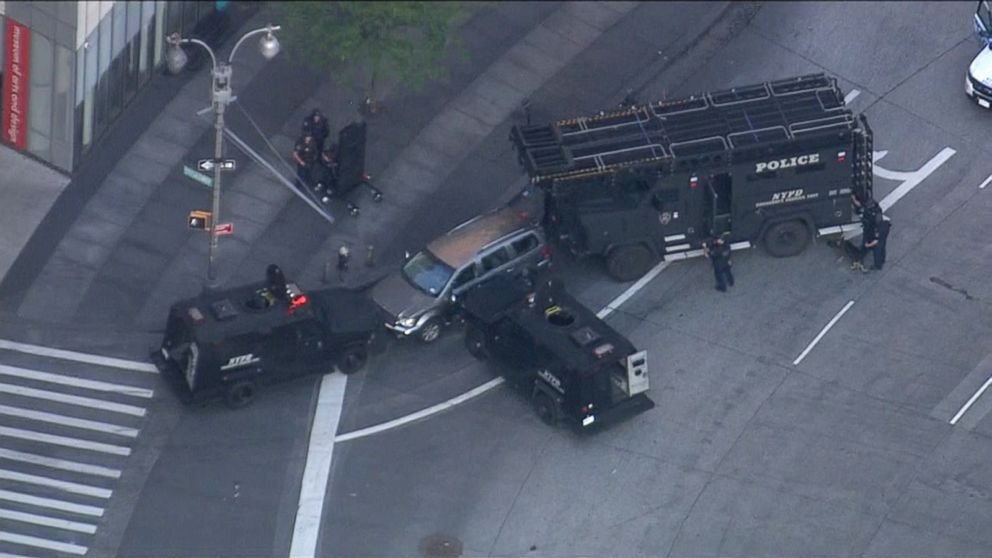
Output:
[402, 250, 454, 296]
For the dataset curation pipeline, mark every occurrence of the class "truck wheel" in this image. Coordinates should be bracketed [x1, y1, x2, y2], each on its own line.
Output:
[763, 220, 811, 257]
[338, 345, 368, 375]
[418, 318, 442, 344]
[606, 244, 654, 282]
[532, 392, 559, 426]
[225, 381, 256, 409]
[464, 325, 488, 360]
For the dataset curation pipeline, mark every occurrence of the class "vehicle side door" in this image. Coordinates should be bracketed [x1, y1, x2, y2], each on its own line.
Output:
[479, 244, 514, 281]
[447, 262, 482, 320]
[649, 181, 690, 254]
[509, 231, 545, 271]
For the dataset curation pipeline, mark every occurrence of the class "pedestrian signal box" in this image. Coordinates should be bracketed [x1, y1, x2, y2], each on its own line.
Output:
[188, 210, 212, 230]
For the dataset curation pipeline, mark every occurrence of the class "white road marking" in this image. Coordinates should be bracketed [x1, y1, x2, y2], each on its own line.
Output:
[0, 449, 121, 478]
[0, 364, 153, 398]
[0, 508, 97, 534]
[0, 382, 147, 416]
[0, 425, 132, 456]
[0, 531, 88, 555]
[979, 173, 992, 189]
[597, 262, 671, 319]
[844, 89, 861, 104]
[874, 147, 956, 211]
[0, 404, 139, 437]
[0, 469, 112, 499]
[335, 377, 507, 443]
[793, 300, 855, 365]
[289, 372, 347, 558]
[949, 374, 992, 425]
[0, 338, 157, 373]
[0, 489, 103, 517]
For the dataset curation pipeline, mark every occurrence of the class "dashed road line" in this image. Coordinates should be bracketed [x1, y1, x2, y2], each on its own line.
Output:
[0, 364, 154, 397]
[0, 469, 113, 499]
[0, 426, 132, 456]
[979, 173, 992, 189]
[949, 374, 992, 425]
[0, 382, 147, 416]
[0, 338, 157, 373]
[844, 89, 861, 104]
[0, 449, 121, 478]
[793, 301, 855, 366]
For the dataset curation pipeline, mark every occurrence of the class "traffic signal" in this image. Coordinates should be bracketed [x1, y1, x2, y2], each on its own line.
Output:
[188, 210, 212, 230]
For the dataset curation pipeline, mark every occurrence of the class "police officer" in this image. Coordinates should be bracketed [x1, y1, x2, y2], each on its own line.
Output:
[851, 197, 882, 272]
[702, 236, 734, 292]
[864, 216, 891, 271]
[302, 109, 330, 153]
[292, 134, 318, 190]
[315, 142, 340, 203]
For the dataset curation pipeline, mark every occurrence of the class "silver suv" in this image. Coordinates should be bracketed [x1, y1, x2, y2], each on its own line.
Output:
[371, 205, 550, 343]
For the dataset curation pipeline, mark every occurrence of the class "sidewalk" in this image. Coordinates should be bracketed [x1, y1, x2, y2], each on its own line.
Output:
[0, 0, 732, 336]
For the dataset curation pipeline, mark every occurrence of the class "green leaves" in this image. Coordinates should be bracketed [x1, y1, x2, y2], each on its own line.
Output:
[277, 1, 464, 98]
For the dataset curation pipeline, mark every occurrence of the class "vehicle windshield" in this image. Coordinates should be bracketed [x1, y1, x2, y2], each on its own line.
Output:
[402, 250, 454, 296]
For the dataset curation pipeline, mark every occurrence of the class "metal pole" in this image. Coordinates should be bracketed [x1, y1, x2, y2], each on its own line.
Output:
[207, 64, 226, 283]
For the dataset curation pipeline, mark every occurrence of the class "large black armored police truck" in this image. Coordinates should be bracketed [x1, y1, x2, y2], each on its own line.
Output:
[510, 73, 875, 281]
[152, 267, 379, 408]
[459, 273, 654, 429]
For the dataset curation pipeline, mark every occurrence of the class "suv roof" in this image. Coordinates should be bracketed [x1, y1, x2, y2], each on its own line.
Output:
[427, 205, 534, 268]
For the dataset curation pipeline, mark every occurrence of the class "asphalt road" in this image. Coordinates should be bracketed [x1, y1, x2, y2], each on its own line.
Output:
[319, 2, 992, 557]
[92, 2, 992, 558]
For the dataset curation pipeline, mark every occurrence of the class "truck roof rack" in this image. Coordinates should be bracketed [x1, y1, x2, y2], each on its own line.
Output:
[511, 73, 856, 184]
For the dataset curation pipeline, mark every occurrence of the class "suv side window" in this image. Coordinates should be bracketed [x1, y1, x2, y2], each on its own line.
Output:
[481, 246, 511, 273]
[451, 264, 478, 290]
[511, 233, 539, 257]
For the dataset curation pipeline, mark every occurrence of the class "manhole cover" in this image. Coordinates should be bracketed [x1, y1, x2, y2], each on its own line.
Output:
[419, 533, 463, 558]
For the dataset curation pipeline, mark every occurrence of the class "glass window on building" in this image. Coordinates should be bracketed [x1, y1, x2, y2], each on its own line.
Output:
[109, 1, 127, 119]
[125, 0, 142, 104]
[95, 14, 112, 138]
[153, 1, 166, 69]
[28, 31, 54, 161]
[81, 28, 99, 152]
[52, 44, 74, 171]
[140, 1, 156, 83]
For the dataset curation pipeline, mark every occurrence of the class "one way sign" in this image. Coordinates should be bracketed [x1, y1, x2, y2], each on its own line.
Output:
[196, 159, 237, 172]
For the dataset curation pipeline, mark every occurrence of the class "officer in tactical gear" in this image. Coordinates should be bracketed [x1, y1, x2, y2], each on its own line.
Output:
[703, 236, 734, 292]
[302, 109, 330, 153]
[292, 134, 318, 191]
[315, 142, 340, 203]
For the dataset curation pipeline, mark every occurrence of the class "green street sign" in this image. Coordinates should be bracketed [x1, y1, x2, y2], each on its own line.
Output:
[183, 165, 213, 188]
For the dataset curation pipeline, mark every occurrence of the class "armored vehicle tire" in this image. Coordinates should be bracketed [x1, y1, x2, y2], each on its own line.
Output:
[606, 244, 654, 282]
[464, 325, 488, 360]
[533, 392, 559, 426]
[225, 381, 256, 408]
[418, 318, 443, 344]
[338, 345, 369, 375]
[763, 220, 811, 258]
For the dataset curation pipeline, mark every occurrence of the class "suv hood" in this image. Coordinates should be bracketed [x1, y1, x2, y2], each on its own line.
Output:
[370, 272, 438, 321]
[971, 45, 992, 85]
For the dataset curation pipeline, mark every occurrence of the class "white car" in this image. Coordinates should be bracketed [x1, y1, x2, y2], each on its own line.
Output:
[968, 0, 992, 108]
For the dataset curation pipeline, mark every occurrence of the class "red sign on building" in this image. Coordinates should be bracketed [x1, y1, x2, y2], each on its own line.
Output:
[2, 18, 31, 150]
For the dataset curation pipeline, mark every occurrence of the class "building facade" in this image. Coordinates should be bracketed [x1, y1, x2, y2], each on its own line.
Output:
[0, 1, 225, 174]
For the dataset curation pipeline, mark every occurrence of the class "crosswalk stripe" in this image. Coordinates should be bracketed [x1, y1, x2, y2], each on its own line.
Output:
[0, 363, 154, 398]
[0, 531, 88, 555]
[0, 551, 44, 558]
[0, 426, 131, 456]
[0, 508, 97, 534]
[0, 449, 121, 478]
[0, 489, 103, 517]
[0, 404, 139, 437]
[0, 469, 112, 498]
[0, 337, 158, 373]
[0, 382, 146, 416]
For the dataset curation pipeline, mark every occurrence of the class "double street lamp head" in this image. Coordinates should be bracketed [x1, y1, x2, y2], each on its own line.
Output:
[164, 24, 281, 75]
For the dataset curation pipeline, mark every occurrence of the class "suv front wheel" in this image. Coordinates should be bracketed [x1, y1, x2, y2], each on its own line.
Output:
[418, 318, 443, 344]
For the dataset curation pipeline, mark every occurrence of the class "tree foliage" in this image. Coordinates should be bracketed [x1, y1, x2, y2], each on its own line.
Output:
[279, 1, 465, 99]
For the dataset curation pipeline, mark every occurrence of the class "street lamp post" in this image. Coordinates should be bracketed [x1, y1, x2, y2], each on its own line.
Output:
[165, 24, 281, 286]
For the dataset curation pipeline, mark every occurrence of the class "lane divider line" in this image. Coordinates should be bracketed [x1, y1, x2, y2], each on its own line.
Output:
[597, 262, 670, 319]
[289, 372, 347, 558]
[979, 173, 992, 190]
[949, 374, 992, 425]
[335, 377, 507, 443]
[0, 338, 158, 373]
[793, 300, 855, 366]
[844, 89, 861, 104]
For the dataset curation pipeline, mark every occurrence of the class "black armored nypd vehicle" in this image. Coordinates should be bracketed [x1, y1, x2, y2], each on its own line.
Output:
[458, 272, 654, 429]
[152, 266, 380, 407]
